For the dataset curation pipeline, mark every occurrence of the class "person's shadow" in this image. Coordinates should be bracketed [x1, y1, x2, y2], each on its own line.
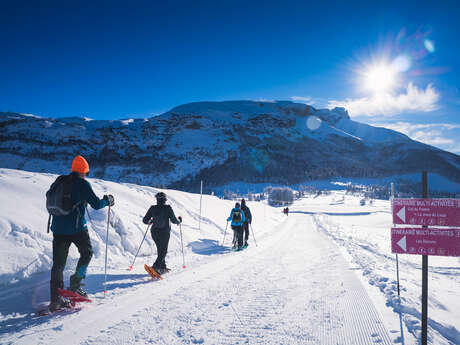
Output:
[0, 272, 150, 336]
[188, 238, 231, 255]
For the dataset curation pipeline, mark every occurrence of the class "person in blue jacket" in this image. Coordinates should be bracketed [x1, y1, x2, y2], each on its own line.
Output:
[227, 202, 245, 251]
[48, 155, 114, 311]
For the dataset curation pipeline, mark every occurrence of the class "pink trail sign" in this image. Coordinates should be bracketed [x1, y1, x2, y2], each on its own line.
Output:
[391, 227, 460, 257]
[391, 198, 460, 226]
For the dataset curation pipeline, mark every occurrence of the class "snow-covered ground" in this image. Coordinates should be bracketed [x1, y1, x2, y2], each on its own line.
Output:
[293, 194, 460, 345]
[0, 168, 458, 344]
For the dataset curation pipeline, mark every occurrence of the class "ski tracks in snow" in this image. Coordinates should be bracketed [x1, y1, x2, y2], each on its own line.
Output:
[9, 214, 392, 345]
[312, 213, 460, 345]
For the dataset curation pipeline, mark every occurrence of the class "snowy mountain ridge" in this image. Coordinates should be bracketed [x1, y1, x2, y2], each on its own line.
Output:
[1, 100, 459, 192]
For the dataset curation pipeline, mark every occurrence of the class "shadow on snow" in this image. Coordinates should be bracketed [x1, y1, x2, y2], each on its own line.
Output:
[1, 239, 237, 338]
[0, 272, 150, 337]
[188, 238, 232, 256]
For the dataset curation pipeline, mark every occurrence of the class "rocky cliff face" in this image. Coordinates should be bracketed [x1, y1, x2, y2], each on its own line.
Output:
[1, 101, 459, 192]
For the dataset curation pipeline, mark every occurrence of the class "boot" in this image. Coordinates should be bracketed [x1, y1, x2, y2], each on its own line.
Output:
[162, 267, 171, 274]
[68, 274, 88, 297]
[50, 279, 63, 304]
[152, 265, 162, 275]
[48, 295, 72, 312]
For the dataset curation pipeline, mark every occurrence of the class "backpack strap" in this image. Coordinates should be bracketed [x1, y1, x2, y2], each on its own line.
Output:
[73, 200, 84, 228]
[47, 214, 52, 233]
[85, 203, 96, 229]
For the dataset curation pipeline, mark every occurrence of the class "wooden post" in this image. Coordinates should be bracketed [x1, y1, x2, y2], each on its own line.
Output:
[421, 171, 428, 345]
[391, 182, 401, 296]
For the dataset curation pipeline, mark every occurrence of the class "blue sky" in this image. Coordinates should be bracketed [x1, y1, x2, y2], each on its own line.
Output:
[1, 1, 459, 153]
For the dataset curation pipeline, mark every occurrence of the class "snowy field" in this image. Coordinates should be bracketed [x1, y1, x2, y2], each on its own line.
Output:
[0, 168, 459, 344]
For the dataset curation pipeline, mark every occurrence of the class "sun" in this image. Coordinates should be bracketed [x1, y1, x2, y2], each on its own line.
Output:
[364, 64, 396, 94]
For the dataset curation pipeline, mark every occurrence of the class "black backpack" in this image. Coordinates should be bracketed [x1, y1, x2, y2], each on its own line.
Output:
[150, 205, 170, 229]
[232, 209, 242, 223]
[152, 215, 168, 229]
[45, 174, 79, 232]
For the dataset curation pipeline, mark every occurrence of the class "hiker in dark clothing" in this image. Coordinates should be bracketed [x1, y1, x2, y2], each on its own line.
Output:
[227, 202, 245, 251]
[48, 155, 114, 311]
[142, 192, 182, 275]
[240, 199, 252, 247]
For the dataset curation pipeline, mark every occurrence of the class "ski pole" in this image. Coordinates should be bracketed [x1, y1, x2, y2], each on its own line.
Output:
[179, 223, 186, 269]
[128, 223, 151, 270]
[250, 224, 258, 247]
[104, 205, 111, 296]
[221, 221, 228, 246]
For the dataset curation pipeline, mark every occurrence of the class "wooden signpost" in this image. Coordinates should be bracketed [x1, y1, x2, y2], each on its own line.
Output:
[391, 172, 460, 345]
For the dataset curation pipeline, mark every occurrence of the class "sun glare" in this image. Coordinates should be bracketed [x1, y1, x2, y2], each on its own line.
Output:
[364, 65, 396, 93]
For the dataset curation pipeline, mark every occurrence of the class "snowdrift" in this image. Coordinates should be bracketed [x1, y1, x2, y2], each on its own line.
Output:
[0, 168, 280, 286]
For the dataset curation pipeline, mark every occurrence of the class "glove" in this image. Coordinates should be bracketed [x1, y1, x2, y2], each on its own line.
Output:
[148, 219, 153, 225]
[178, 216, 182, 223]
[103, 194, 115, 207]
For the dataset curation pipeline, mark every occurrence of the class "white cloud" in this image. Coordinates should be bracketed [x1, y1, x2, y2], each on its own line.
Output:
[291, 96, 315, 104]
[372, 122, 460, 154]
[328, 83, 440, 117]
[255, 98, 276, 103]
[20, 113, 42, 118]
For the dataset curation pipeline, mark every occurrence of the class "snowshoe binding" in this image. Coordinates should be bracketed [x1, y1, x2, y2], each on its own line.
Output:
[59, 288, 92, 303]
[144, 264, 163, 280]
[48, 295, 74, 312]
[68, 274, 88, 297]
[68, 286, 88, 298]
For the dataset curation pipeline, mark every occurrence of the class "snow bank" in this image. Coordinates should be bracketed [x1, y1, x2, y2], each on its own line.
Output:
[0, 168, 279, 286]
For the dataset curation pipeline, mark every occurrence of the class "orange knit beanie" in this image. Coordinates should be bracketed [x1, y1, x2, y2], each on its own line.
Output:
[71, 155, 90, 174]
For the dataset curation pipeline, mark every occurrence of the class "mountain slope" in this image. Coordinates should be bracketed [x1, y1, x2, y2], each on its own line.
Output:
[1, 101, 459, 191]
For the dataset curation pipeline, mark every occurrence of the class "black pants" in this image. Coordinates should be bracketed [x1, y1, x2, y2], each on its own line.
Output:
[242, 222, 249, 243]
[232, 225, 243, 249]
[50, 231, 93, 302]
[151, 228, 170, 269]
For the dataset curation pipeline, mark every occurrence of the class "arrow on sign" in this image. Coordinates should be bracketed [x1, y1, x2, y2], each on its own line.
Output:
[396, 206, 406, 223]
[397, 236, 407, 252]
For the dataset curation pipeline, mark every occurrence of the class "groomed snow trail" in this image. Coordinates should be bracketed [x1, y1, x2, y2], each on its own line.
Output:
[11, 213, 392, 345]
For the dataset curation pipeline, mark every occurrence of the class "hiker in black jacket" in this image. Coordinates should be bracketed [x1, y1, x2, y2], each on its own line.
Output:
[142, 192, 182, 275]
[241, 199, 252, 247]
